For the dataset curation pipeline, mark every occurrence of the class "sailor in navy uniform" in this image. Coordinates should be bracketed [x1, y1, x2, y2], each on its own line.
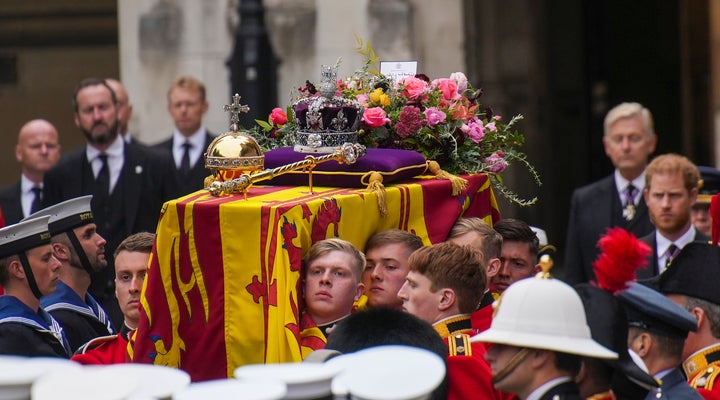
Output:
[653, 243, 720, 399]
[617, 282, 702, 400]
[28, 195, 114, 352]
[0, 216, 71, 357]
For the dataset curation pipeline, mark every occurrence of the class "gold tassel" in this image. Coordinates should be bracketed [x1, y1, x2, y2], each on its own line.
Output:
[426, 161, 468, 196]
[363, 171, 388, 218]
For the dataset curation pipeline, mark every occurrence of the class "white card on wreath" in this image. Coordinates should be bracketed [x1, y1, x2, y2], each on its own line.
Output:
[380, 61, 418, 81]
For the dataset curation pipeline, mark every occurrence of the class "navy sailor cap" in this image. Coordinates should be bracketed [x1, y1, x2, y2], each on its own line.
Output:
[25, 195, 94, 236]
[0, 216, 52, 259]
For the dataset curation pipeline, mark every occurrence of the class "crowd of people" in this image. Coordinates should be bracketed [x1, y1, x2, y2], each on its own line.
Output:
[0, 76, 719, 400]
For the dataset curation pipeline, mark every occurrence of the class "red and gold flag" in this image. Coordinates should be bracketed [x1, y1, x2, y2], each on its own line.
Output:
[132, 174, 499, 381]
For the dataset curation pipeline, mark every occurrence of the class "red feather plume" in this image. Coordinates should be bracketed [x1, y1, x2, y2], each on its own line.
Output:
[592, 227, 652, 293]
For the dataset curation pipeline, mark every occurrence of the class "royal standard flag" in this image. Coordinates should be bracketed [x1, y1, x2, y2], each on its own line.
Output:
[132, 173, 500, 381]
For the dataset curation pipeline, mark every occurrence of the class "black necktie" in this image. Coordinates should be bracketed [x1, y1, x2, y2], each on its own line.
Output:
[180, 142, 192, 176]
[30, 186, 42, 214]
[665, 243, 680, 269]
[95, 153, 110, 200]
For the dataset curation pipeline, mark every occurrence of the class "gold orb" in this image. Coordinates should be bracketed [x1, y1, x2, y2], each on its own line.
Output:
[204, 132, 264, 182]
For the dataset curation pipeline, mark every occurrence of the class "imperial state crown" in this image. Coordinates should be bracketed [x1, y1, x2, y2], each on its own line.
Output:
[293, 64, 364, 153]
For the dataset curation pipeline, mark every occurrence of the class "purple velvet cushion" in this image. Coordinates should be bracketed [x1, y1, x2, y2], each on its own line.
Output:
[262, 147, 428, 187]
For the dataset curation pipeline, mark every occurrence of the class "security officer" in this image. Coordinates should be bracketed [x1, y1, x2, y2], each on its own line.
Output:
[617, 282, 701, 399]
[691, 166, 720, 237]
[28, 195, 115, 352]
[0, 216, 70, 357]
[472, 273, 617, 400]
[575, 283, 658, 399]
[653, 242, 720, 399]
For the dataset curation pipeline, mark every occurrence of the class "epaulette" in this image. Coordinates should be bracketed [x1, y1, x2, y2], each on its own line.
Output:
[691, 365, 720, 390]
[448, 333, 472, 357]
[74, 334, 117, 355]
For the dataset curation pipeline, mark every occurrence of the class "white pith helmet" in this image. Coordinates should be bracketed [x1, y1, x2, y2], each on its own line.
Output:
[471, 277, 618, 359]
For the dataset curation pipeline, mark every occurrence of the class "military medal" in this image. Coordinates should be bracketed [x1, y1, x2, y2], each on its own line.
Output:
[623, 203, 636, 221]
[622, 184, 638, 221]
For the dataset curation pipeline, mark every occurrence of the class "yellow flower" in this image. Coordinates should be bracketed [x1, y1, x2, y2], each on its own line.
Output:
[369, 88, 390, 107]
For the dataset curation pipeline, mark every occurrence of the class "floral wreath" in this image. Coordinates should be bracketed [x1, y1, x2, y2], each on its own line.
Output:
[252, 38, 541, 206]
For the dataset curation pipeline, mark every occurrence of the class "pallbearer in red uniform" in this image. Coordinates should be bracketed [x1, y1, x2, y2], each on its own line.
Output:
[653, 242, 720, 400]
[398, 242, 506, 400]
[72, 232, 155, 364]
[445, 217, 502, 334]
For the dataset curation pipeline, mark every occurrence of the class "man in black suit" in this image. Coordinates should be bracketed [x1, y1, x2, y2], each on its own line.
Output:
[153, 76, 215, 195]
[564, 102, 657, 284]
[43, 78, 178, 327]
[637, 153, 708, 279]
[0, 119, 61, 224]
[105, 78, 143, 146]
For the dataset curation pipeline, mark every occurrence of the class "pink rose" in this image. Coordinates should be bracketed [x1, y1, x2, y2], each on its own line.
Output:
[397, 76, 428, 101]
[270, 107, 287, 125]
[423, 107, 447, 127]
[362, 107, 391, 128]
[449, 72, 468, 93]
[431, 78, 460, 101]
[460, 118, 485, 143]
[485, 121, 497, 132]
[485, 151, 507, 173]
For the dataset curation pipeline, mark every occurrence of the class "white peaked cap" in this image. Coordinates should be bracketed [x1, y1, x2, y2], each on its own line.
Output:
[0, 356, 81, 400]
[32, 366, 139, 400]
[235, 362, 340, 400]
[173, 379, 287, 400]
[100, 364, 191, 400]
[530, 226, 548, 246]
[328, 345, 446, 400]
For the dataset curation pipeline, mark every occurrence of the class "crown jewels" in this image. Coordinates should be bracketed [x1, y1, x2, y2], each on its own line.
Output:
[293, 64, 364, 153]
[204, 94, 264, 183]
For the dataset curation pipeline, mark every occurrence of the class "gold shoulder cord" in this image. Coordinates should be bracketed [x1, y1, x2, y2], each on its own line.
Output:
[448, 333, 472, 357]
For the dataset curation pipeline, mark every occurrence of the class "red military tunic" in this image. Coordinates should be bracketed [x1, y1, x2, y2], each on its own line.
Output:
[71, 324, 133, 365]
[683, 344, 720, 400]
[434, 314, 510, 400]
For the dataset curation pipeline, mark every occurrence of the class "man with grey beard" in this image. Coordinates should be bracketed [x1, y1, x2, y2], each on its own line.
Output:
[42, 78, 177, 327]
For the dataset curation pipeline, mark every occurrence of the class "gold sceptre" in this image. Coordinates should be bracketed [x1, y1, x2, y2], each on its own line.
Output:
[205, 143, 366, 197]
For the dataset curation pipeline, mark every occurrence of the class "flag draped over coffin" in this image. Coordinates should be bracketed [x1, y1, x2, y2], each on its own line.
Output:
[132, 173, 500, 381]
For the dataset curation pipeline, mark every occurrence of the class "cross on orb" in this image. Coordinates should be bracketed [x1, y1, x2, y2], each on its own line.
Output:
[223, 93, 251, 131]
